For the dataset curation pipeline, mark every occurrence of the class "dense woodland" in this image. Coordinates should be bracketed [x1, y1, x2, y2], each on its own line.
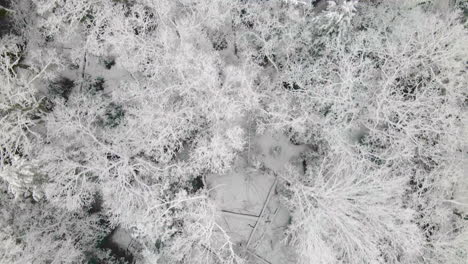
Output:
[0, 0, 467, 263]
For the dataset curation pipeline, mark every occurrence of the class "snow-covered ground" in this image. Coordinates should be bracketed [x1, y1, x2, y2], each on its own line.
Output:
[206, 129, 308, 263]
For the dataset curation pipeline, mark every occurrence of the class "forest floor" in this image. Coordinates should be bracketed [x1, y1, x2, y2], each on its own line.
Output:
[206, 130, 308, 263]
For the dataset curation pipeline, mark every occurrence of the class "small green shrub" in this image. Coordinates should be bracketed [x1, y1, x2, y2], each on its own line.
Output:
[48, 77, 75, 101]
[89, 77, 105, 94]
[102, 57, 116, 70]
[0, 8, 9, 18]
[103, 103, 124, 128]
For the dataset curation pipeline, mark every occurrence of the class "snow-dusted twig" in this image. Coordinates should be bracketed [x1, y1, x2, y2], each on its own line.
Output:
[27, 61, 52, 85]
[0, 5, 15, 13]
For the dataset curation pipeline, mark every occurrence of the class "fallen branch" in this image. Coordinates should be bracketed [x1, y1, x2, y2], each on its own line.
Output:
[246, 249, 272, 264]
[245, 176, 278, 249]
[221, 209, 259, 220]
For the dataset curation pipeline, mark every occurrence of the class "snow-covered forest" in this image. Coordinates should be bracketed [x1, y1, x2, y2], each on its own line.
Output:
[0, 0, 467, 263]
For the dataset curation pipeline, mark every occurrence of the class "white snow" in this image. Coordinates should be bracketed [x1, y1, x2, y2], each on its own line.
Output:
[206, 129, 308, 263]
[253, 130, 307, 173]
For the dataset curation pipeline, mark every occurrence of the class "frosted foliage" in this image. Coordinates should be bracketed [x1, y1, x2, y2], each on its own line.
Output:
[102, 185, 243, 264]
[0, 157, 44, 201]
[192, 126, 246, 173]
[281, 154, 423, 264]
[226, 126, 246, 151]
[0, 0, 466, 264]
[320, 0, 358, 31]
[0, 182, 107, 264]
[0, 35, 40, 163]
[272, 1, 468, 263]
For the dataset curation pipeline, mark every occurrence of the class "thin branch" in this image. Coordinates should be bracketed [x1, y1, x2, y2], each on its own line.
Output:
[27, 61, 52, 85]
[0, 5, 15, 13]
[245, 176, 278, 249]
[79, 50, 87, 92]
[221, 210, 259, 220]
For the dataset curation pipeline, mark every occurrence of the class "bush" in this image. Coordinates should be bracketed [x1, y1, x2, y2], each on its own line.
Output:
[48, 77, 75, 101]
